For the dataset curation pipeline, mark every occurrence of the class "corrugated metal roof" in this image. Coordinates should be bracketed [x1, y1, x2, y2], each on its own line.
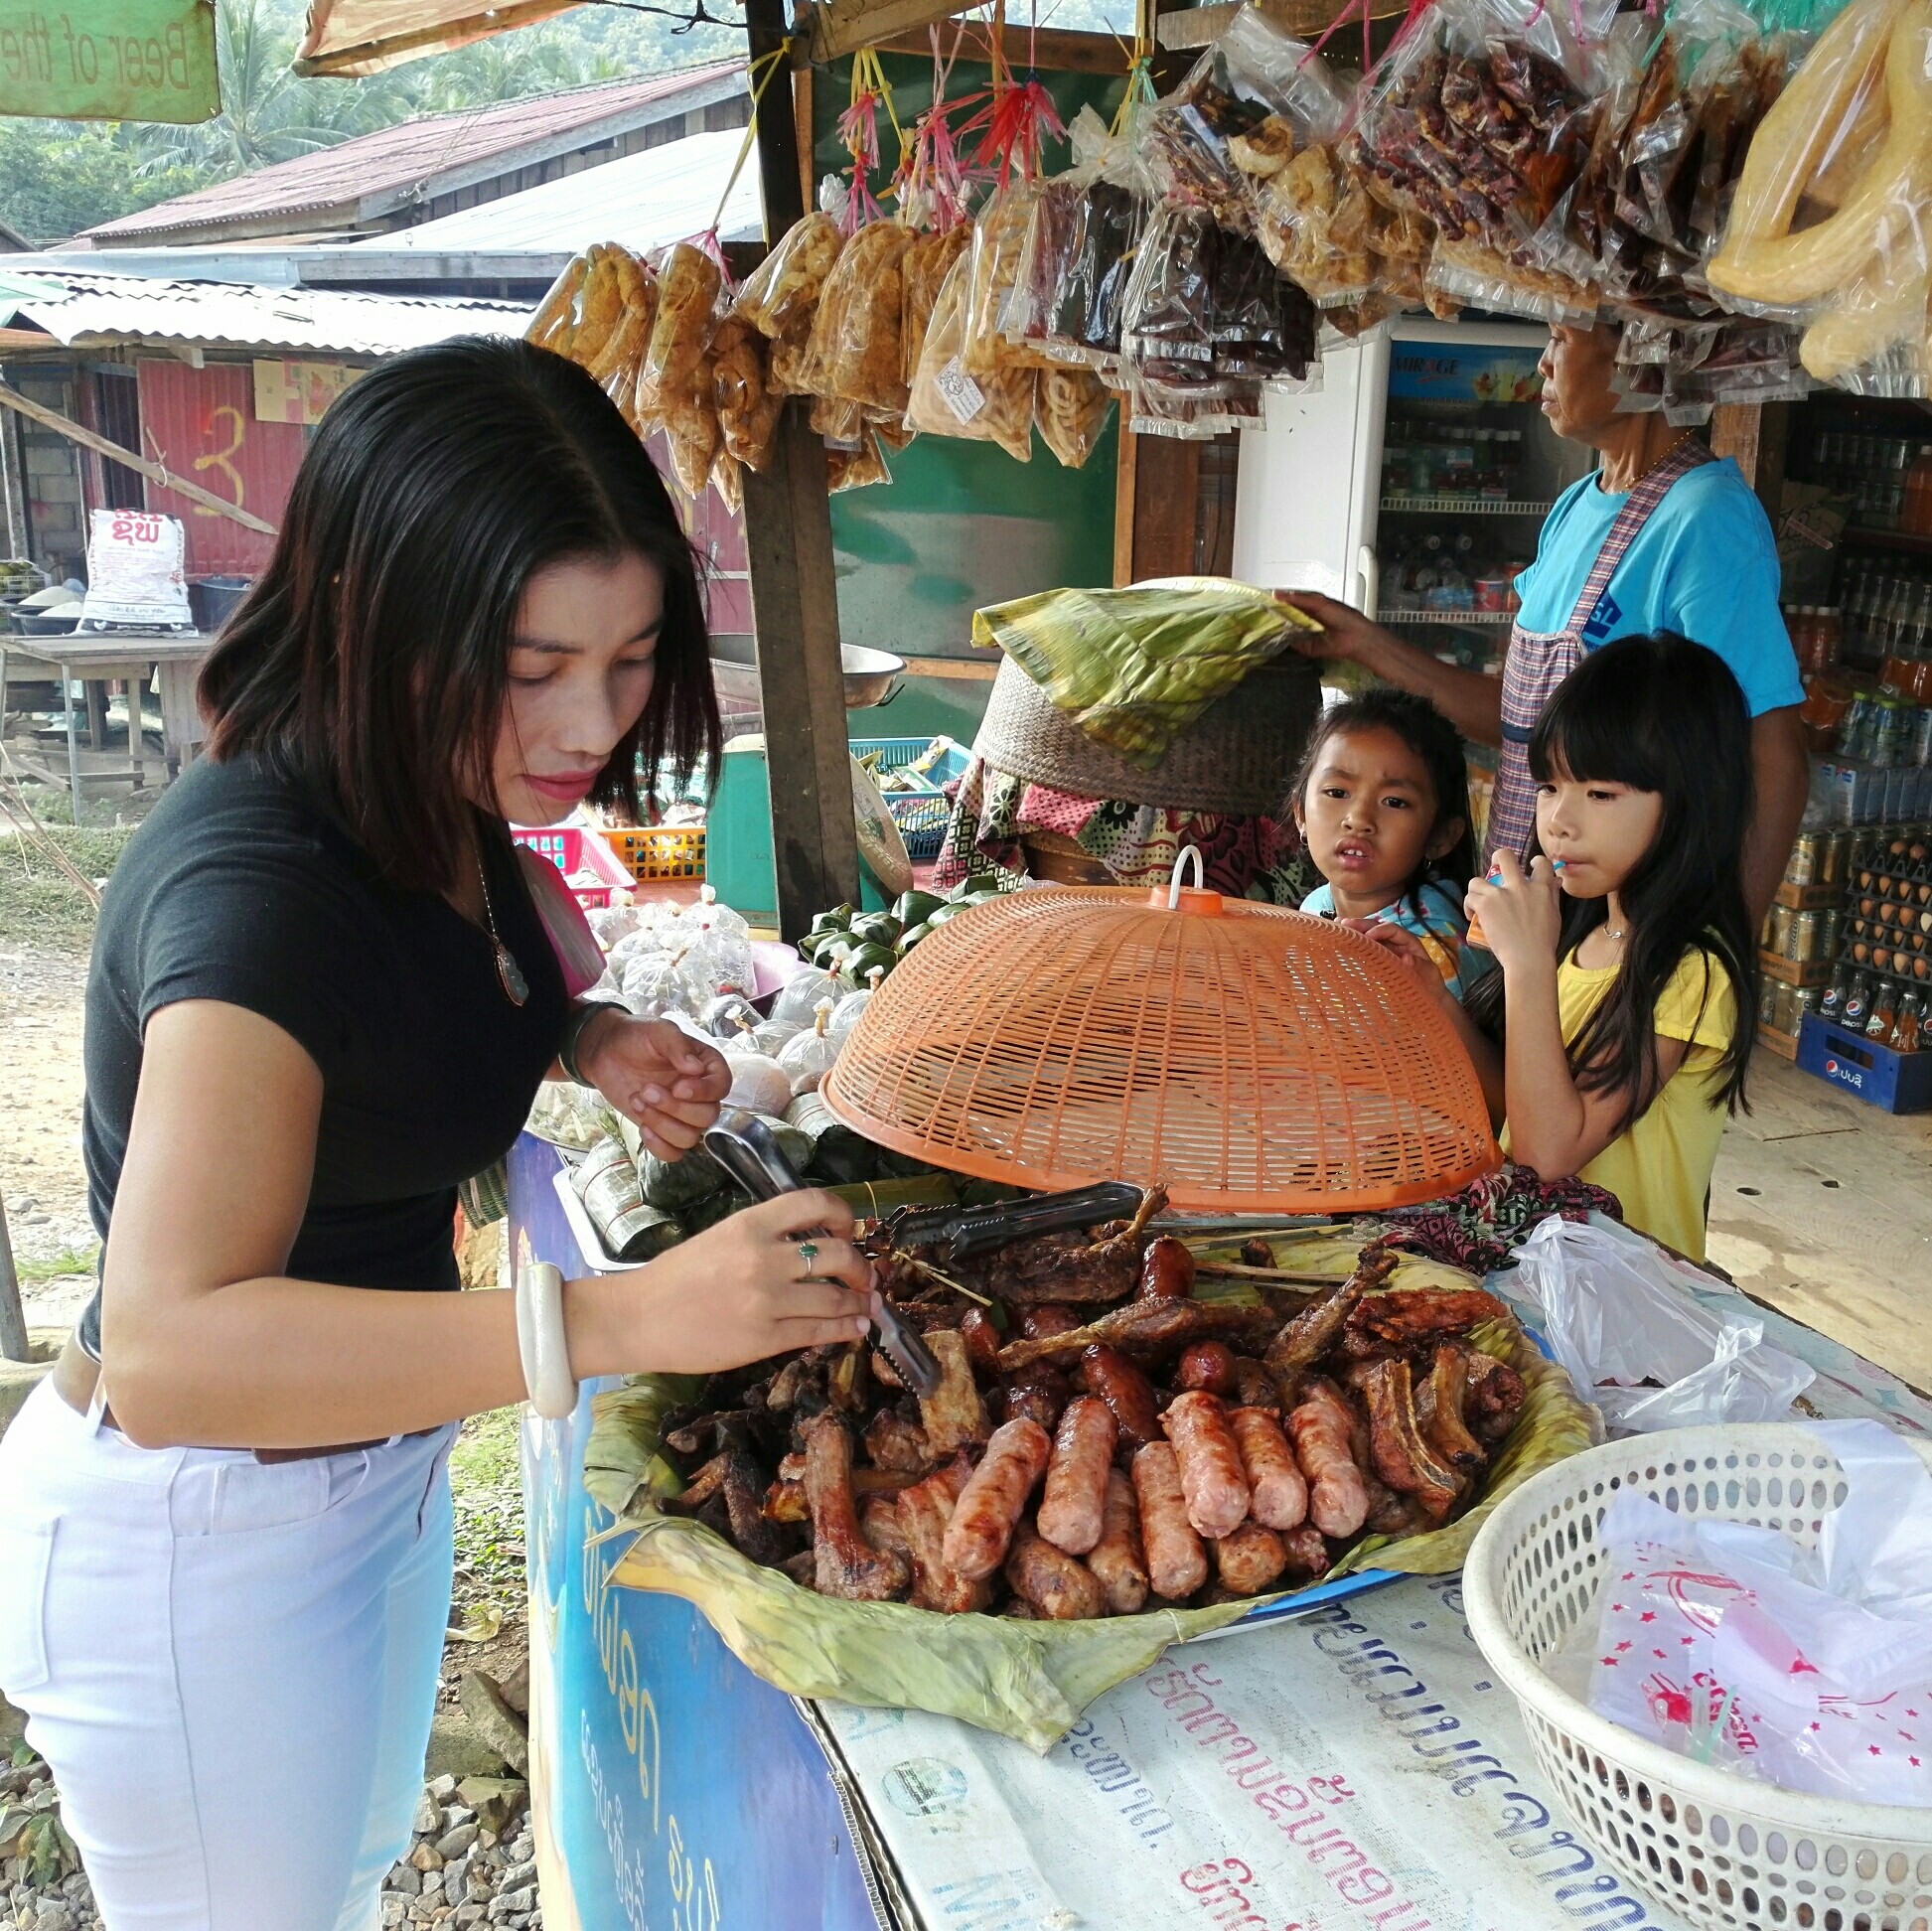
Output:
[0, 270, 528, 355]
[377, 124, 763, 254]
[81, 64, 744, 244]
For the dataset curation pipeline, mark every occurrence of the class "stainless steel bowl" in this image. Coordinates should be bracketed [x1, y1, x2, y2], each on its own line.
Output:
[708, 633, 905, 713]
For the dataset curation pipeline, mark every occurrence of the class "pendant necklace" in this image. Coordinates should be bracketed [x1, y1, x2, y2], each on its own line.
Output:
[476, 842, 528, 1007]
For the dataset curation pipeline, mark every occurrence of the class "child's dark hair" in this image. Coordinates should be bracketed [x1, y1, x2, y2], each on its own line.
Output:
[1289, 687, 1476, 911]
[1466, 632, 1757, 1124]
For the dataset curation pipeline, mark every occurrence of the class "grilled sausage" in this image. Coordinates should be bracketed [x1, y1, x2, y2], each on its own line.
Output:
[1212, 1520, 1289, 1596]
[997, 1365, 1071, 1434]
[1280, 1524, 1331, 1580]
[1160, 1392, 1252, 1539]
[1228, 1405, 1308, 1532]
[1077, 1344, 1162, 1450]
[1176, 1341, 1240, 1398]
[941, 1418, 1051, 1580]
[958, 1307, 1003, 1378]
[1287, 1381, 1370, 1539]
[1020, 1304, 1082, 1339]
[1131, 1442, 1209, 1601]
[1138, 1235, 1196, 1300]
[1004, 1521, 1108, 1621]
[1036, 1396, 1117, 1556]
[1088, 1468, 1149, 1615]
[898, 1454, 989, 1613]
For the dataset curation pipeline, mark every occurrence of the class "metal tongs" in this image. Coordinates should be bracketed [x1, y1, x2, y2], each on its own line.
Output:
[882, 1181, 1144, 1263]
[703, 1109, 942, 1399]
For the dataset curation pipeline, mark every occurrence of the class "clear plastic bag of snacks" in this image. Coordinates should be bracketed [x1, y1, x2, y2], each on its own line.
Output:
[963, 187, 1043, 378]
[797, 219, 915, 411]
[1145, 3, 1352, 234]
[906, 249, 1036, 460]
[1035, 364, 1115, 468]
[663, 351, 721, 502]
[826, 430, 893, 492]
[710, 316, 782, 472]
[733, 211, 845, 338]
[900, 223, 973, 391]
[639, 242, 721, 415]
[527, 251, 590, 354]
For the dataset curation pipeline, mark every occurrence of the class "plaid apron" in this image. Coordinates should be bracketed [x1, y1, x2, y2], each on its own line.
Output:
[1487, 440, 1714, 865]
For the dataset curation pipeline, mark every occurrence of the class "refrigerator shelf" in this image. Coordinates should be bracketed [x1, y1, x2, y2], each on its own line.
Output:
[1380, 495, 1556, 517]
[1375, 607, 1516, 625]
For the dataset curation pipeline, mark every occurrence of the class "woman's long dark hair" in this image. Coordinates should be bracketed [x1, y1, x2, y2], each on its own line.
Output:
[1466, 632, 1757, 1125]
[1289, 686, 1477, 912]
[200, 337, 720, 894]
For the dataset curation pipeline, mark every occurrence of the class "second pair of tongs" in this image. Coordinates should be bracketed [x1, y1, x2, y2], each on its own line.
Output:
[703, 1109, 941, 1399]
[882, 1181, 1144, 1263]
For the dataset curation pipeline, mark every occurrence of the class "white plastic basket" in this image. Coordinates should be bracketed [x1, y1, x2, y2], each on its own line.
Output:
[1464, 1425, 1932, 1931]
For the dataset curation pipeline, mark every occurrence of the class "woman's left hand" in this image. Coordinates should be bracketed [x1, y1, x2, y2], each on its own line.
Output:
[577, 1011, 731, 1159]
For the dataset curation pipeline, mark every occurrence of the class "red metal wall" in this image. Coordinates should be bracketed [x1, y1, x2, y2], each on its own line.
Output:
[136, 359, 305, 576]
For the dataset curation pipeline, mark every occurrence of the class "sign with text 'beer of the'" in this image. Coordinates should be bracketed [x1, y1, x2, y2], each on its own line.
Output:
[0, 0, 218, 122]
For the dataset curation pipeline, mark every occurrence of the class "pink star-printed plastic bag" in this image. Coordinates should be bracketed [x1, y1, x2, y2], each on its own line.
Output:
[1570, 1420, 1932, 1805]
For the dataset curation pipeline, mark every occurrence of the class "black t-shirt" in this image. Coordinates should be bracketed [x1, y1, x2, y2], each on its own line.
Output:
[79, 754, 569, 1356]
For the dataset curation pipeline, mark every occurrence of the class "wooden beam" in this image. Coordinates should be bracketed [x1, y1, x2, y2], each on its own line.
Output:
[0, 381, 279, 536]
[1114, 427, 1138, 588]
[808, 0, 977, 63]
[868, 19, 1134, 72]
[1710, 400, 1790, 524]
[743, 0, 861, 941]
[1156, 0, 1406, 48]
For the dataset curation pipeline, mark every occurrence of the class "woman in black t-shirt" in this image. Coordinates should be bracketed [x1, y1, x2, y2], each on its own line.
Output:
[0, 340, 877, 1930]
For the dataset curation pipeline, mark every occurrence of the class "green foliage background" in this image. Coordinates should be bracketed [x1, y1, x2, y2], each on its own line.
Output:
[0, 0, 1129, 247]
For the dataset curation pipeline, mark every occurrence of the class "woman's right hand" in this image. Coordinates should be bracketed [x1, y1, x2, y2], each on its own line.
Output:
[574, 1190, 877, 1377]
[1274, 591, 1396, 669]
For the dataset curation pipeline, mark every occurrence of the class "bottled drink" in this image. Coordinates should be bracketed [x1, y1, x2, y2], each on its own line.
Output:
[1907, 447, 1932, 536]
[1820, 963, 1853, 1023]
[1866, 975, 1899, 1041]
[1843, 970, 1873, 1031]
[1890, 988, 1923, 1052]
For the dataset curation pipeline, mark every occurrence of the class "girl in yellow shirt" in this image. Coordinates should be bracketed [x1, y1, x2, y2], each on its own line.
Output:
[1370, 632, 1756, 1261]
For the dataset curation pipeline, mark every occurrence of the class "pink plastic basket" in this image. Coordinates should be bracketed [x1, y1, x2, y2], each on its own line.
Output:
[510, 825, 632, 910]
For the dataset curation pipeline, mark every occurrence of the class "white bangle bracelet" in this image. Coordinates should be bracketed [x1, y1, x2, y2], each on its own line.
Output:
[515, 1263, 578, 1419]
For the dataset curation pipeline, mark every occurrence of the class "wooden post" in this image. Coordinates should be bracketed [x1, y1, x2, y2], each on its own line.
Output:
[0, 1187, 27, 1365]
[741, 0, 860, 941]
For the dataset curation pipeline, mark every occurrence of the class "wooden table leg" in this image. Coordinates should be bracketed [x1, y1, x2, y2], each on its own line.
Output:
[157, 659, 203, 780]
[84, 678, 107, 750]
[59, 659, 83, 821]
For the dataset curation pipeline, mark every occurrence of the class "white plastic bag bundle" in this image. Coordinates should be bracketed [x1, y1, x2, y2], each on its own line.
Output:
[1508, 1216, 1814, 1432]
[1567, 1420, 1932, 1806]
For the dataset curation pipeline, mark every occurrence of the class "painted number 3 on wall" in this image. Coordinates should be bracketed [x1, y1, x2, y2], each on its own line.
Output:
[191, 405, 246, 516]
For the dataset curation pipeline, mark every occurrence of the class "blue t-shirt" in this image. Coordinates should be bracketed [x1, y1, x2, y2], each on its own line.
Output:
[1301, 878, 1479, 999]
[1512, 457, 1804, 718]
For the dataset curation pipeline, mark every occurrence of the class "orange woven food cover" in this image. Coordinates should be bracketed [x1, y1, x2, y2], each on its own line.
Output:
[821, 885, 1499, 1213]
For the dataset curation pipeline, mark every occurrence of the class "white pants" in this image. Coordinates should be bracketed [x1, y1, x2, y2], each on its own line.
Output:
[0, 1379, 455, 1931]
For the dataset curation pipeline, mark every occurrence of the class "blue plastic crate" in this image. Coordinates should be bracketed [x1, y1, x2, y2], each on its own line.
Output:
[850, 736, 970, 861]
[1797, 1009, 1932, 1114]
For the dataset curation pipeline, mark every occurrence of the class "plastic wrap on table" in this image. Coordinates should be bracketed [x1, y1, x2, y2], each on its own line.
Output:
[964, 187, 1045, 378]
[639, 242, 721, 416]
[907, 249, 1037, 460]
[826, 430, 891, 493]
[1708, 0, 1932, 383]
[797, 218, 915, 411]
[1035, 365, 1115, 468]
[710, 316, 782, 473]
[732, 211, 845, 338]
[579, 1250, 1596, 1751]
[901, 223, 971, 391]
[1145, 2, 1352, 236]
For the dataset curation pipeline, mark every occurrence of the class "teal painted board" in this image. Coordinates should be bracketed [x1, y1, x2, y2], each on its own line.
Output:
[848, 672, 991, 744]
[813, 52, 1124, 658]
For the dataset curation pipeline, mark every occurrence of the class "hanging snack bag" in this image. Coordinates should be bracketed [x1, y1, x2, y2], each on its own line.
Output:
[639, 242, 722, 416]
[811, 392, 868, 446]
[797, 219, 916, 411]
[827, 431, 892, 492]
[1708, 0, 1932, 388]
[664, 356, 722, 503]
[587, 247, 656, 386]
[901, 223, 973, 385]
[907, 249, 1037, 460]
[1035, 364, 1115, 468]
[527, 251, 591, 353]
[963, 186, 1045, 377]
[710, 316, 782, 472]
[732, 212, 845, 338]
[564, 244, 627, 373]
[1145, 3, 1351, 235]
[711, 448, 745, 515]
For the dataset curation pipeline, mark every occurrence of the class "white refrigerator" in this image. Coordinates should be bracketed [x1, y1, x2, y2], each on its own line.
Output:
[1233, 317, 1592, 678]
